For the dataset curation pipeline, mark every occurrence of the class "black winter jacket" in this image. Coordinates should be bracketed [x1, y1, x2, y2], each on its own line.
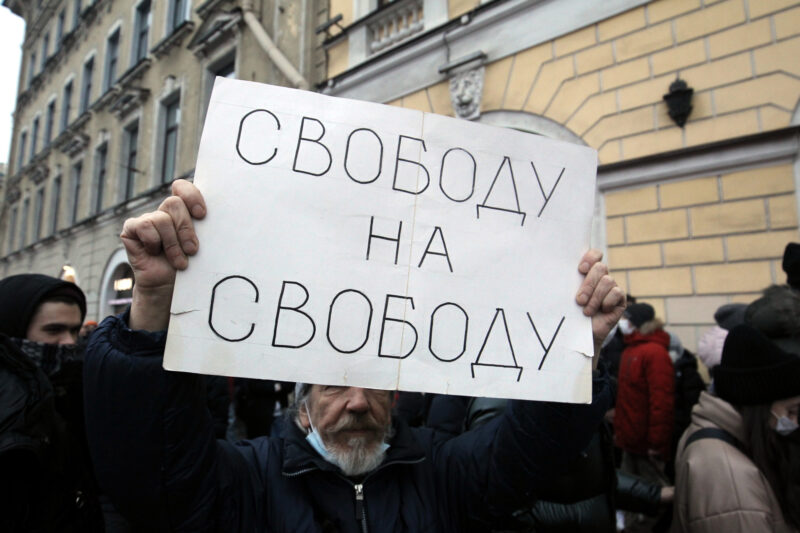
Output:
[0, 336, 103, 532]
[84, 314, 611, 532]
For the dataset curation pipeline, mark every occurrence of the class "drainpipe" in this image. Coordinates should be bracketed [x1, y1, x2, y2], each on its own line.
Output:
[241, 0, 310, 90]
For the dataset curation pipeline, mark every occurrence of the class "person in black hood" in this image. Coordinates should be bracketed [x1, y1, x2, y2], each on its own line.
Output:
[0, 273, 104, 532]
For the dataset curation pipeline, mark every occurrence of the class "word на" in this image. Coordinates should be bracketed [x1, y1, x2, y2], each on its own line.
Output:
[208, 276, 566, 381]
[235, 110, 566, 226]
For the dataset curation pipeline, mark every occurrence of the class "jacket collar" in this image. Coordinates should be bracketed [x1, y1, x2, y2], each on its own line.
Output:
[623, 328, 671, 348]
[281, 415, 427, 477]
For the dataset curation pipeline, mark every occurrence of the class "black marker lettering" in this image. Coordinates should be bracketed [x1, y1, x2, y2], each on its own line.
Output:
[428, 302, 468, 362]
[272, 281, 316, 348]
[439, 147, 476, 202]
[392, 135, 430, 195]
[418, 226, 453, 273]
[344, 128, 383, 184]
[292, 116, 332, 176]
[208, 275, 259, 342]
[378, 294, 418, 359]
[476, 156, 527, 226]
[326, 289, 373, 354]
[366, 216, 402, 265]
[236, 109, 280, 166]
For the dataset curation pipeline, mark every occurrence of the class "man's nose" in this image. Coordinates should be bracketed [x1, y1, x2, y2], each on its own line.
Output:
[58, 331, 78, 345]
[345, 388, 370, 412]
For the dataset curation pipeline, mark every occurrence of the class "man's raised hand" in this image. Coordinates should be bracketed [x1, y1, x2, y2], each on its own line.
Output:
[575, 249, 626, 355]
[121, 179, 206, 331]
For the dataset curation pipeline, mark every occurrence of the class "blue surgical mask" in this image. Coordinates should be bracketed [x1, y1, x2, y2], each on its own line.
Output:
[304, 404, 390, 464]
[772, 411, 799, 436]
[304, 407, 335, 462]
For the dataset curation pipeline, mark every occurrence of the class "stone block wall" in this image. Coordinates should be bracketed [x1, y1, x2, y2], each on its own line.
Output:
[604, 162, 799, 349]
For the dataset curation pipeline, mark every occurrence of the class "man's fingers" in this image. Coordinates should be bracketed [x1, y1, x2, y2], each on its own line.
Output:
[159, 195, 198, 256]
[576, 260, 609, 307]
[171, 179, 206, 219]
[122, 214, 163, 256]
[578, 249, 603, 275]
[149, 210, 188, 269]
[121, 211, 188, 269]
[601, 286, 626, 315]
[583, 272, 615, 316]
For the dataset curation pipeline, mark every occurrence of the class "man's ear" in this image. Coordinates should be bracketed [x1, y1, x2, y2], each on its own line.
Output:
[298, 403, 311, 430]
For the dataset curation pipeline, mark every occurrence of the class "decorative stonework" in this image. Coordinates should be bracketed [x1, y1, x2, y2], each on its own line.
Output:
[109, 87, 150, 120]
[92, 87, 121, 112]
[6, 186, 21, 204]
[117, 58, 152, 86]
[151, 21, 196, 58]
[449, 67, 485, 121]
[30, 162, 50, 185]
[368, 0, 424, 55]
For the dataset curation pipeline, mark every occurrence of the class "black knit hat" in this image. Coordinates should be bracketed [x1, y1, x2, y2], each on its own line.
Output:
[0, 274, 87, 339]
[714, 324, 800, 406]
[714, 303, 747, 331]
[624, 303, 655, 328]
[783, 242, 800, 290]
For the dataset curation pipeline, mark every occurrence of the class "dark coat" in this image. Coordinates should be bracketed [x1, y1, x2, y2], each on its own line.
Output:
[84, 314, 611, 532]
[614, 328, 674, 457]
[0, 336, 103, 532]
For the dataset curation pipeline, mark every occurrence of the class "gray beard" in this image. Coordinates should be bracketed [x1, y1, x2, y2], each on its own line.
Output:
[327, 426, 396, 477]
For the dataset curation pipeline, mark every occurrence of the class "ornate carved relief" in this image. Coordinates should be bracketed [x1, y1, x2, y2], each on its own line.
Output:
[449, 67, 485, 121]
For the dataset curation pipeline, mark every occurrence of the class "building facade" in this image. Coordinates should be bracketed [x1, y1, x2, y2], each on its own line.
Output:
[318, 0, 800, 358]
[1, 0, 324, 319]
[3, 0, 800, 361]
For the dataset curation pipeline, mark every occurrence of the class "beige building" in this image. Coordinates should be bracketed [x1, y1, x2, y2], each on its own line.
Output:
[1, 0, 323, 319]
[318, 0, 800, 354]
[3, 0, 800, 356]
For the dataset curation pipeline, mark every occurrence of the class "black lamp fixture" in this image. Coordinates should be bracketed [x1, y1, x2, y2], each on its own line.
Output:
[663, 78, 694, 128]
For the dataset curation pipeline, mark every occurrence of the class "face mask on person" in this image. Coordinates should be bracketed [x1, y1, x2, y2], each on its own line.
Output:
[304, 403, 391, 464]
[619, 318, 636, 336]
[305, 416, 334, 462]
[772, 411, 799, 437]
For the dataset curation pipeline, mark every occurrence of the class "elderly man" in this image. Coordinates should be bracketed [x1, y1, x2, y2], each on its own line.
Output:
[84, 180, 625, 531]
[0, 274, 106, 531]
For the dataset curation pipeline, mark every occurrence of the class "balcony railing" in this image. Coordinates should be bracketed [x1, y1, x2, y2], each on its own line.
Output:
[368, 0, 424, 55]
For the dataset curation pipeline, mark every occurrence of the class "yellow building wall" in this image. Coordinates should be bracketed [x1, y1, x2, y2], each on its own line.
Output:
[332, 0, 800, 349]
[605, 163, 799, 348]
[395, 0, 800, 165]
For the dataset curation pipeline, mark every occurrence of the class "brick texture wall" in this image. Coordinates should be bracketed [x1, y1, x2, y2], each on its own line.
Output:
[392, 0, 800, 165]
[605, 163, 799, 349]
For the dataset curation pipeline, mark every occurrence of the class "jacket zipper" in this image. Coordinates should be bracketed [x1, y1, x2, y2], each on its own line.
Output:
[284, 457, 426, 532]
[354, 483, 367, 533]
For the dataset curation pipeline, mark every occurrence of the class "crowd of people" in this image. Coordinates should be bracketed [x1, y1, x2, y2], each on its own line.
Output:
[0, 179, 797, 532]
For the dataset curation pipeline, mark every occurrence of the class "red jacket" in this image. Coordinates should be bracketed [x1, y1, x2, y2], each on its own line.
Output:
[614, 328, 674, 458]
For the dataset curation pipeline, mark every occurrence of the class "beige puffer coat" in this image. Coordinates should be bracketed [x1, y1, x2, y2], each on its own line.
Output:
[672, 391, 797, 533]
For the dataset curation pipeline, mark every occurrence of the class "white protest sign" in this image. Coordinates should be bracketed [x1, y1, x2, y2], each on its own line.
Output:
[164, 78, 598, 403]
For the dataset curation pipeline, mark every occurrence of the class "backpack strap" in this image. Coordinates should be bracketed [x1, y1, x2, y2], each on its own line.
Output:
[685, 427, 745, 453]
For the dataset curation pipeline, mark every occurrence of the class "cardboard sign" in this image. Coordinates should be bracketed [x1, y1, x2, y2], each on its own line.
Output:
[164, 78, 598, 403]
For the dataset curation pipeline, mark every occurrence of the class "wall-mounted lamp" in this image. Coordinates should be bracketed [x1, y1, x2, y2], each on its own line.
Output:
[663, 78, 693, 128]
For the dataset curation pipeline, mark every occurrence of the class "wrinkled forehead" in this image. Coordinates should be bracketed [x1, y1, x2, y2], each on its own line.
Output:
[307, 385, 393, 403]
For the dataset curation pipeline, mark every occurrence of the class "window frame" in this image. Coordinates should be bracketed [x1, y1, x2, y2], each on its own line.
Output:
[160, 95, 181, 183]
[33, 187, 45, 242]
[44, 99, 56, 148]
[104, 29, 121, 92]
[80, 56, 94, 114]
[122, 120, 139, 201]
[50, 175, 62, 235]
[133, 0, 151, 64]
[61, 80, 73, 132]
[70, 160, 82, 225]
[93, 142, 108, 215]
